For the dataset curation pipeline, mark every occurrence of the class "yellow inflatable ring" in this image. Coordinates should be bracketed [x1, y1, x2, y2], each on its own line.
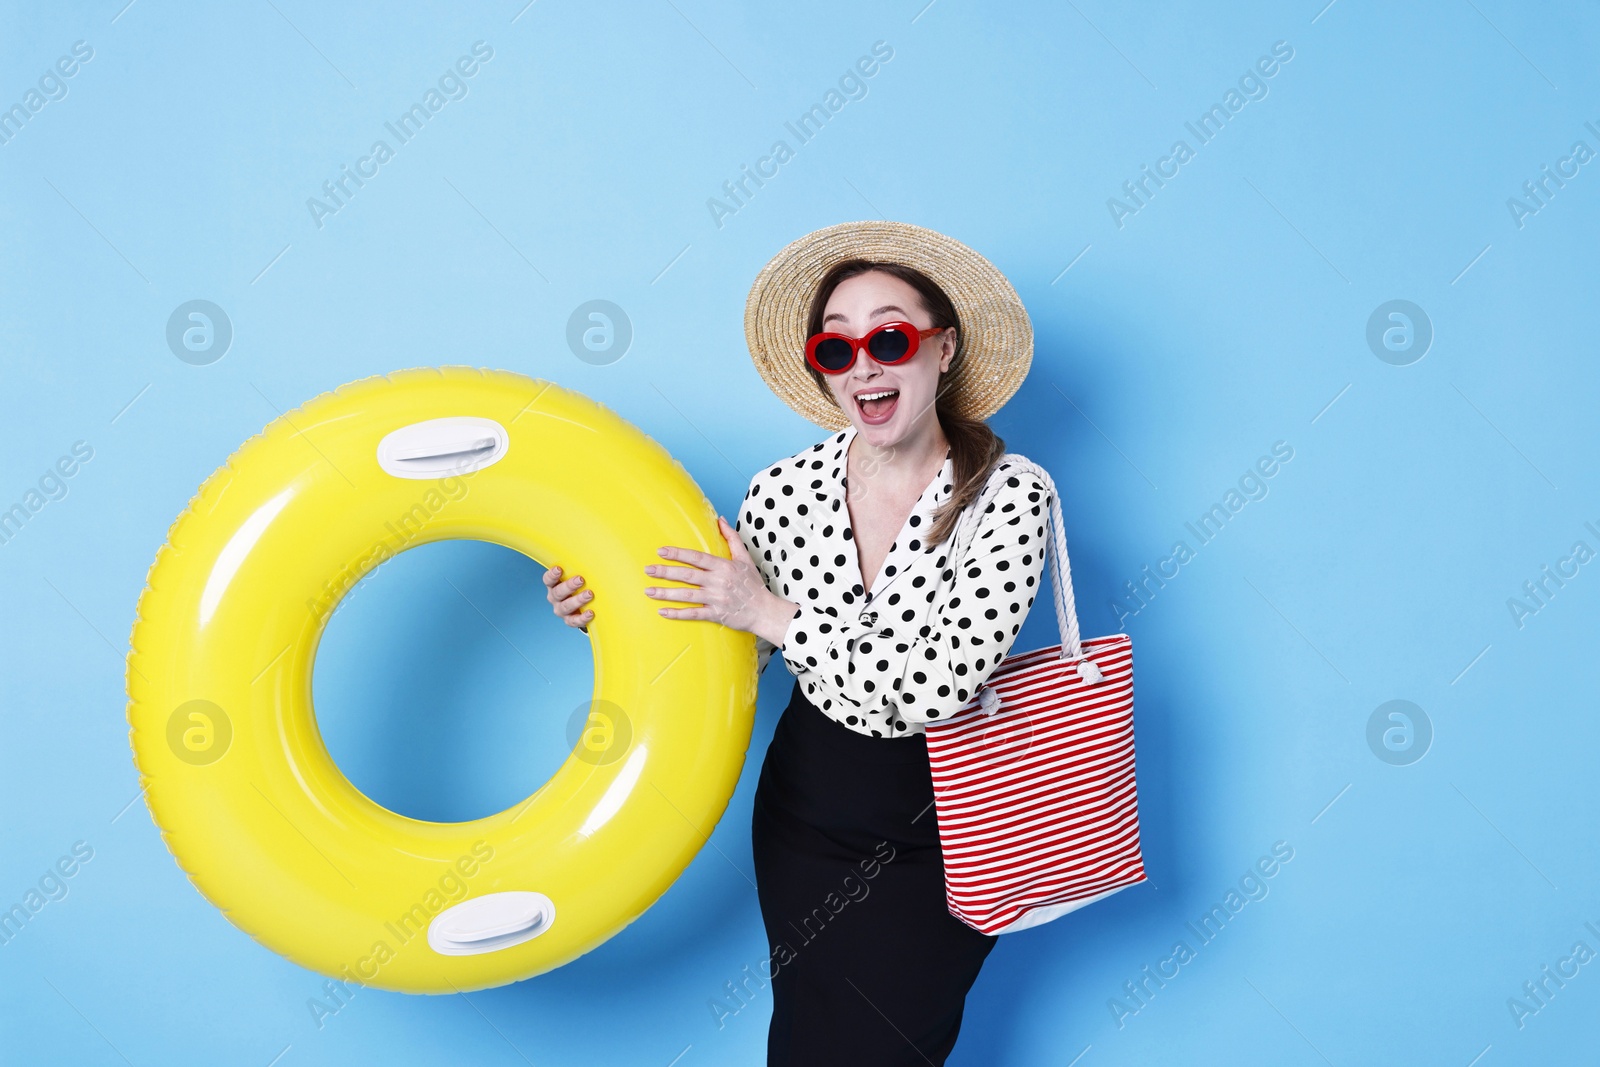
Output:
[125, 367, 757, 993]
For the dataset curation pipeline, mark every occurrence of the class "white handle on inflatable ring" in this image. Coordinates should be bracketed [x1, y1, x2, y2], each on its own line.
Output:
[392, 436, 497, 462]
[377, 416, 510, 479]
[427, 891, 556, 956]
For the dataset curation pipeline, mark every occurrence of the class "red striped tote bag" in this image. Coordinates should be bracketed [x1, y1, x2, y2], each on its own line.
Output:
[924, 460, 1147, 935]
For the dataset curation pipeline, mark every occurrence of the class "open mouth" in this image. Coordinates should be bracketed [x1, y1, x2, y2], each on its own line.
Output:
[855, 388, 899, 424]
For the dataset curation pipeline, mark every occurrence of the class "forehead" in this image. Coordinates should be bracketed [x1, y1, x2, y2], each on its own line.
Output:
[822, 270, 922, 321]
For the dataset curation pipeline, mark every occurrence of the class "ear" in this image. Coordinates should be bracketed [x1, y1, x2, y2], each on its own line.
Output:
[939, 327, 957, 372]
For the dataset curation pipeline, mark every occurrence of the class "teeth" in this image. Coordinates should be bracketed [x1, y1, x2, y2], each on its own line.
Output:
[857, 390, 898, 402]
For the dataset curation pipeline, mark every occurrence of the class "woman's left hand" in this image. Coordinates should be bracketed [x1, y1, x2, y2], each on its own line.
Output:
[645, 516, 787, 640]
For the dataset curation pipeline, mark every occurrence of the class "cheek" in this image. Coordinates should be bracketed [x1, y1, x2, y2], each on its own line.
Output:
[908, 356, 943, 395]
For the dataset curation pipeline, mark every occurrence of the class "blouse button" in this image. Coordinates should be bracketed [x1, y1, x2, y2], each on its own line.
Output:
[859, 610, 878, 627]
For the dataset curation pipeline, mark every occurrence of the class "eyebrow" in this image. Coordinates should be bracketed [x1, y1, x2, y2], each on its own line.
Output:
[822, 304, 909, 326]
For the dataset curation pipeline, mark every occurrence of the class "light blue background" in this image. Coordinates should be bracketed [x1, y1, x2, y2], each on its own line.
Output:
[3, 0, 1598, 1063]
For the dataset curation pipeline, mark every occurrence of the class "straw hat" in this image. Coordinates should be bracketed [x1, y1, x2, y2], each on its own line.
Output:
[743, 220, 1033, 430]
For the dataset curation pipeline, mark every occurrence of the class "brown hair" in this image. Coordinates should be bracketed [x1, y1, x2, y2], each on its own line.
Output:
[805, 259, 1005, 550]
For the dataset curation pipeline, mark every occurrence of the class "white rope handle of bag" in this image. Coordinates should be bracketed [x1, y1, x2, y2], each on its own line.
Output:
[956, 459, 1102, 716]
[1038, 466, 1104, 683]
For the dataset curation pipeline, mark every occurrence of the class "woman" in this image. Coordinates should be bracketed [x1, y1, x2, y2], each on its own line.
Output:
[544, 221, 1050, 1065]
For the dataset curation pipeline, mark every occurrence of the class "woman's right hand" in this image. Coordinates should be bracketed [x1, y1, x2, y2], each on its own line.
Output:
[544, 564, 593, 632]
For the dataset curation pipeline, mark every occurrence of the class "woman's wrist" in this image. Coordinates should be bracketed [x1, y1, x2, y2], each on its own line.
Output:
[753, 592, 800, 648]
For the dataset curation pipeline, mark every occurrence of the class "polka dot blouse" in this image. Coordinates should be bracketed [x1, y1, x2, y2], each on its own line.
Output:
[735, 424, 1052, 738]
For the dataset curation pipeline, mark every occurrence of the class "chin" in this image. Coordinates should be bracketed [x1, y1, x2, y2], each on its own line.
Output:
[851, 422, 892, 445]
[849, 413, 910, 451]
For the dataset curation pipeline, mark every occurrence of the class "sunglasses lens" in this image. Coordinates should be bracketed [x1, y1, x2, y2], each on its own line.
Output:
[812, 337, 855, 371]
[868, 327, 913, 363]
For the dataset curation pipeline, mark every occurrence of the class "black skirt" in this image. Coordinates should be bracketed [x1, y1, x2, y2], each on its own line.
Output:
[751, 680, 998, 1066]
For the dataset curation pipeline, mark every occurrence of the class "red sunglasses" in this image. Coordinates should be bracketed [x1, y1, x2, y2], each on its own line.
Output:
[804, 321, 946, 375]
